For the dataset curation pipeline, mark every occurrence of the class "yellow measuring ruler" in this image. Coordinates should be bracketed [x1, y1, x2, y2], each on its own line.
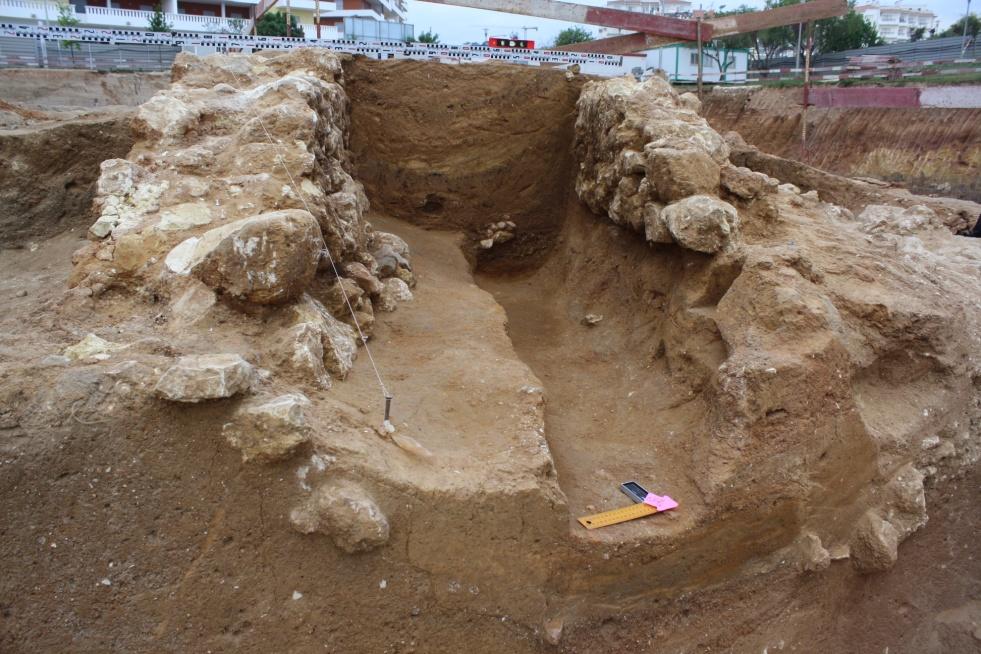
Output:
[578, 502, 659, 529]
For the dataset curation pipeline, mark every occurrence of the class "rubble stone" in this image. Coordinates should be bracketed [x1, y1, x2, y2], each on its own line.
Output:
[290, 479, 390, 553]
[173, 210, 324, 305]
[661, 195, 739, 253]
[222, 393, 311, 462]
[850, 511, 899, 573]
[645, 147, 721, 202]
[154, 353, 255, 402]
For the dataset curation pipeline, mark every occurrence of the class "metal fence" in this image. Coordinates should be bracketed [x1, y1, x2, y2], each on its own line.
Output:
[342, 17, 413, 42]
[0, 35, 179, 70]
[758, 36, 981, 70]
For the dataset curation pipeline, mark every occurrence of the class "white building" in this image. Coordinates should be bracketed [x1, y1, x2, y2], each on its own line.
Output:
[596, 0, 693, 39]
[0, 0, 406, 38]
[645, 43, 748, 83]
[855, 2, 939, 43]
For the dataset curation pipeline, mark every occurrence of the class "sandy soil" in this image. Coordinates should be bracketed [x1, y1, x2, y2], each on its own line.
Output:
[2, 209, 977, 654]
[0, 59, 978, 653]
[702, 87, 981, 203]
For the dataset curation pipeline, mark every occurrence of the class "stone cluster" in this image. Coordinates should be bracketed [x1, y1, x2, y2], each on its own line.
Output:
[575, 76, 780, 254]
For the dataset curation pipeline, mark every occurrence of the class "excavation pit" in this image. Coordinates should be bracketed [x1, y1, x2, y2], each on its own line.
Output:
[0, 53, 979, 654]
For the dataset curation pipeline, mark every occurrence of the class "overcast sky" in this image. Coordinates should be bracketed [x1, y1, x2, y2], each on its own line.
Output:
[403, 0, 974, 46]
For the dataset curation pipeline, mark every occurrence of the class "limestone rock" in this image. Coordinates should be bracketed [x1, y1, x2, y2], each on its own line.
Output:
[721, 165, 779, 200]
[677, 92, 701, 114]
[375, 278, 413, 312]
[797, 532, 831, 572]
[342, 261, 384, 296]
[643, 202, 671, 243]
[374, 231, 411, 260]
[645, 147, 721, 203]
[289, 479, 390, 553]
[850, 511, 899, 573]
[169, 280, 217, 326]
[543, 617, 564, 646]
[171, 210, 324, 305]
[63, 334, 122, 362]
[320, 277, 365, 318]
[282, 321, 332, 389]
[292, 294, 359, 377]
[856, 204, 939, 235]
[154, 353, 255, 402]
[661, 195, 739, 254]
[609, 176, 647, 232]
[373, 243, 411, 278]
[158, 201, 213, 231]
[881, 464, 928, 538]
[136, 93, 200, 143]
[89, 159, 167, 238]
[222, 393, 311, 462]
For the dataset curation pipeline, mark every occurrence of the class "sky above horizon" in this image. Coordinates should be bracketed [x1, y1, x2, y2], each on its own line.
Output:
[403, 0, 973, 46]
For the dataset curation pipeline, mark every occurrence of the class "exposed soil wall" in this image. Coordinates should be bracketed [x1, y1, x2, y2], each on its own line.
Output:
[345, 59, 585, 266]
[0, 116, 135, 247]
[0, 69, 169, 109]
[702, 87, 981, 202]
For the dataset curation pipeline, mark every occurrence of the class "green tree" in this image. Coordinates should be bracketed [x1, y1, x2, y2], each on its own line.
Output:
[713, 2, 795, 70]
[553, 27, 593, 47]
[909, 26, 926, 42]
[56, 2, 81, 63]
[814, 9, 883, 53]
[416, 30, 439, 44]
[940, 14, 980, 38]
[147, 2, 172, 32]
[254, 11, 304, 38]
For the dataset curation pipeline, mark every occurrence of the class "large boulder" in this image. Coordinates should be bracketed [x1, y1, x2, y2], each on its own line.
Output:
[222, 393, 311, 462]
[154, 353, 256, 402]
[645, 147, 721, 203]
[660, 195, 739, 254]
[166, 210, 324, 305]
[289, 480, 390, 553]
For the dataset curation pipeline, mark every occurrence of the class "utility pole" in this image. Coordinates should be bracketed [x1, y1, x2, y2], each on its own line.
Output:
[795, 22, 802, 72]
[286, 0, 292, 37]
[315, 0, 320, 38]
[801, 21, 813, 162]
[696, 16, 703, 99]
[963, 0, 973, 57]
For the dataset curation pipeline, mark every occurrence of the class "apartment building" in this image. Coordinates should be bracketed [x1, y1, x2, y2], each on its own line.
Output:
[0, 0, 406, 39]
[596, 0, 692, 39]
[855, 2, 939, 43]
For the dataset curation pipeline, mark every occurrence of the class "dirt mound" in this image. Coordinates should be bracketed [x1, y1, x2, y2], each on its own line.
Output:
[0, 69, 169, 110]
[702, 87, 981, 203]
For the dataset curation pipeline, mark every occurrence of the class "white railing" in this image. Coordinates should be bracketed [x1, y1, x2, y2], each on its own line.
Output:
[0, 2, 251, 33]
[296, 22, 342, 40]
[0, 0, 68, 22]
[82, 6, 252, 33]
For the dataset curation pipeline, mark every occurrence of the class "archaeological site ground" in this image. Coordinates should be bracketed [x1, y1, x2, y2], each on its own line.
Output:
[0, 52, 979, 653]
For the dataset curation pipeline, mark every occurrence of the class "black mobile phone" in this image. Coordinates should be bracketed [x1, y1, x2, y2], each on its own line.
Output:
[620, 481, 648, 503]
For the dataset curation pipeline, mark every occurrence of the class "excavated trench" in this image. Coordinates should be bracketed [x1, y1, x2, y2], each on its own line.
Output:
[346, 59, 804, 562]
[1, 58, 979, 653]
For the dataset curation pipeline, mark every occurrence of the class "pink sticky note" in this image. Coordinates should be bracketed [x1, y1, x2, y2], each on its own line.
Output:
[643, 493, 679, 512]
